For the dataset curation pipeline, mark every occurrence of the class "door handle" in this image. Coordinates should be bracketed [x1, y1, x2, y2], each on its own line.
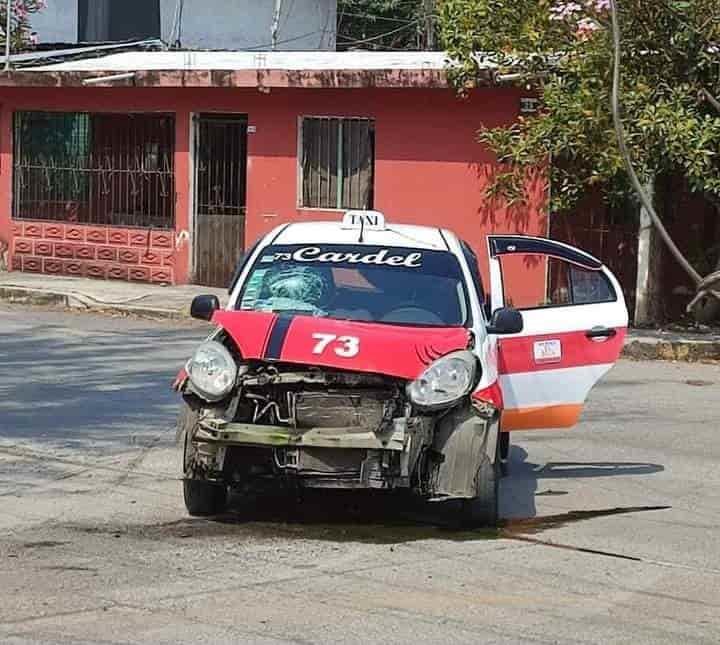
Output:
[586, 326, 617, 339]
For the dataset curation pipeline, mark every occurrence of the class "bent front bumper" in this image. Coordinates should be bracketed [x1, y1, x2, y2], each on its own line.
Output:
[196, 417, 408, 451]
[194, 417, 417, 490]
[190, 409, 495, 497]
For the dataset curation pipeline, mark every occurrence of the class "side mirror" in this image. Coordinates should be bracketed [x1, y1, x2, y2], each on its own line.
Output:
[190, 294, 220, 321]
[486, 307, 523, 335]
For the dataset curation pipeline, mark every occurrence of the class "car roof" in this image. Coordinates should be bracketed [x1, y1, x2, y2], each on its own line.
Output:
[271, 221, 452, 251]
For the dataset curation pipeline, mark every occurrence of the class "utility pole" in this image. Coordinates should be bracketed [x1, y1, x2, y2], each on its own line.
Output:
[4, 0, 11, 72]
[271, 0, 283, 51]
[423, 0, 435, 50]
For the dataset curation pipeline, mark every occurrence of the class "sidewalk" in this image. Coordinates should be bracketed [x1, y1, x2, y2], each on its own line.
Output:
[2, 271, 719, 361]
[0, 271, 226, 319]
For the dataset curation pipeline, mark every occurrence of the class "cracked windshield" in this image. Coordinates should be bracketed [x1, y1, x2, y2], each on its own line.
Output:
[238, 244, 469, 326]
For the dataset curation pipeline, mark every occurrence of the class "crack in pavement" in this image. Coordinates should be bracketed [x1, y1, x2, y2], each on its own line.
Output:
[507, 533, 720, 575]
[0, 444, 179, 490]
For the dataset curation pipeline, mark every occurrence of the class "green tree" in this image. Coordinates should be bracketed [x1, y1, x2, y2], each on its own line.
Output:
[337, 1, 437, 50]
[1, 0, 47, 50]
[439, 0, 720, 322]
[440, 0, 720, 211]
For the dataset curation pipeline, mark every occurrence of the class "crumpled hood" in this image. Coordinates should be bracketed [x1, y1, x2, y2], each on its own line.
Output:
[212, 310, 471, 381]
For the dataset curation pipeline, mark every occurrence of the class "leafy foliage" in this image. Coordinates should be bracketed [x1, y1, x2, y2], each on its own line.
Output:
[337, 1, 432, 50]
[439, 0, 720, 213]
[1, 0, 47, 49]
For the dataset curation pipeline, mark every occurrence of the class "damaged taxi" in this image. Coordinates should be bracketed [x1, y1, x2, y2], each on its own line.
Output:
[174, 211, 628, 525]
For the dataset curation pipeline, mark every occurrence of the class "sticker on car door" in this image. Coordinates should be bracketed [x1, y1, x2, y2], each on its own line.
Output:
[533, 339, 562, 364]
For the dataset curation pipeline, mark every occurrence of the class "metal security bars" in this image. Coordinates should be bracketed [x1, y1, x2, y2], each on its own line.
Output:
[300, 117, 375, 210]
[12, 111, 175, 229]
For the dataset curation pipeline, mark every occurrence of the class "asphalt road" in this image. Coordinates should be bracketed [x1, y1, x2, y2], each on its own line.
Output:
[1, 303, 719, 645]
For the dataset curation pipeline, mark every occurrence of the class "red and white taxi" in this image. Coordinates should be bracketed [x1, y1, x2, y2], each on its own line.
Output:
[175, 211, 628, 525]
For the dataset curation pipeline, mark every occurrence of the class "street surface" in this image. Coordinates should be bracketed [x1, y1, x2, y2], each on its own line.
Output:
[1, 303, 719, 644]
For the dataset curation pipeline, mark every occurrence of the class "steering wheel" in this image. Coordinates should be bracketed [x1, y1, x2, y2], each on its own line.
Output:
[380, 305, 445, 325]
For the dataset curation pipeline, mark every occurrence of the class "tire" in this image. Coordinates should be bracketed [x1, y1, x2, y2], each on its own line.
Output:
[459, 456, 499, 528]
[181, 414, 198, 476]
[178, 403, 228, 516]
[499, 431, 510, 478]
[183, 478, 228, 516]
[177, 404, 200, 470]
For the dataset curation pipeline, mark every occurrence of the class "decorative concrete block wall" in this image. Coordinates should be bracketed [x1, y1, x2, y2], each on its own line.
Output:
[10, 221, 176, 284]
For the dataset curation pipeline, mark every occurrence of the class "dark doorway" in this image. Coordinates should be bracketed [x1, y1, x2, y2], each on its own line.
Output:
[193, 114, 248, 288]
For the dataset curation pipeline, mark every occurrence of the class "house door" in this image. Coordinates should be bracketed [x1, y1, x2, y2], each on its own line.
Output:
[193, 114, 248, 287]
[487, 235, 629, 431]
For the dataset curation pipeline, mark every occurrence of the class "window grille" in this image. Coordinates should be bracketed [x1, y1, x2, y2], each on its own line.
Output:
[300, 117, 375, 210]
[13, 111, 175, 229]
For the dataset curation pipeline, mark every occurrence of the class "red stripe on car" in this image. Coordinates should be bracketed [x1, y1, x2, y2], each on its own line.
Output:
[213, 311, 278, 358]
[497, 327, 627, 375]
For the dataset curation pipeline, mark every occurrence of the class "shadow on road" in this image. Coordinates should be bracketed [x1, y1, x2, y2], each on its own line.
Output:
[108, 443, 666, 545]
[67, 446, 669, 546]
[0, 319, 204, 452]
[501, 445, 664, 519]
[102, 485, 669, 546]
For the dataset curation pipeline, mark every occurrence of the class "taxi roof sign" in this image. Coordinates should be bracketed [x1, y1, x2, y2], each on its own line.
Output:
[341, 210, 386, 231]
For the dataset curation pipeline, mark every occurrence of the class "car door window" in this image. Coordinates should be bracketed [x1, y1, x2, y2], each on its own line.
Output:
[569, 264, 615, 304]
[498, 253, 615, 310]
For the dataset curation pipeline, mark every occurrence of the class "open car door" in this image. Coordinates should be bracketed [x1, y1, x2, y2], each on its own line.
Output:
[488, 235, 629, 431]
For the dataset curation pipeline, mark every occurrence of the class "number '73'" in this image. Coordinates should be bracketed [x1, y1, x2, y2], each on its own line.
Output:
[311, 333, 360, 358]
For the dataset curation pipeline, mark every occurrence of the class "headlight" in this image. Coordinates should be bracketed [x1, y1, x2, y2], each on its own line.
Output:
[407, 350, 476, 409]
[187, 341, 237, 401]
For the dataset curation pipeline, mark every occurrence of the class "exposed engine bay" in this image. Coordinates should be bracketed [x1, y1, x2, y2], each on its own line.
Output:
[181, 347, 497, 501]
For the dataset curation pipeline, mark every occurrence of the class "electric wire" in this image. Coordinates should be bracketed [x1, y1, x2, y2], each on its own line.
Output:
[336, 18, 422, 46]
[243, 29, 324, 51]
[339, 11, 423, 24]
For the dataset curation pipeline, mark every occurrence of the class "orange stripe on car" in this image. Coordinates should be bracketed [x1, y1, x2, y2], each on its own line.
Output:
[500, 404, 583, 431]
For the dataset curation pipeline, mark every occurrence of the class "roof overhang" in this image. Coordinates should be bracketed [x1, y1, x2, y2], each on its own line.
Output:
[0, 50, 498, 89]
[0, 67, 472, 89]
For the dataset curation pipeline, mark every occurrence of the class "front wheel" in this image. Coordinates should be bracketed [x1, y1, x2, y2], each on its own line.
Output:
[178, 403, 228, 516]
[183, 479, 228, 516]
[459, 455, 499, 528]
[498, 432, 510, 477]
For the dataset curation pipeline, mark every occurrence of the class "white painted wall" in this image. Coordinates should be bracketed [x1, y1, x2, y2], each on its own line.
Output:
[29, 0, 337, 50]
[160, 0, 336, 50]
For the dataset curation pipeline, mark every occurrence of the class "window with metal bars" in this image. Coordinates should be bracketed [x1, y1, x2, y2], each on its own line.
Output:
[300, 117, 375, 210]
[12, 111, 175, 229]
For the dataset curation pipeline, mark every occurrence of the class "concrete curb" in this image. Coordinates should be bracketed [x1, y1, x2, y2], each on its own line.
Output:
[0, 286, 70, 308]
[622, 339, 720, 362]
[0, 286, 186, 320]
